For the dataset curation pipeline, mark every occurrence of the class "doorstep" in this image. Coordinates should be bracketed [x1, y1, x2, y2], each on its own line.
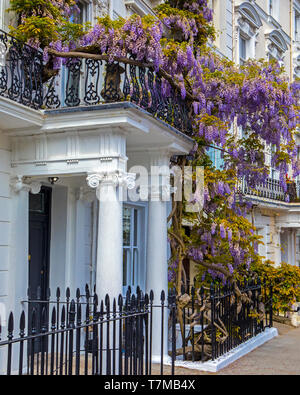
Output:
[164, 327, 278, 373]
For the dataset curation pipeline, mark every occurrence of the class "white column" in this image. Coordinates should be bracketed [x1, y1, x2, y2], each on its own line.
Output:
[87, 171, 135, 303]
[146, 199, 169, 361]
[86, 170, 135, 375]
[288, 230, 293, 266]
[65, 187, 77, 292]
[146, 154, 170, 362]
[87, 173, 123, 303]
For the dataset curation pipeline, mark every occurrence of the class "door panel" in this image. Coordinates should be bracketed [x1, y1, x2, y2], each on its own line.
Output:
[28, 187, 52, 349]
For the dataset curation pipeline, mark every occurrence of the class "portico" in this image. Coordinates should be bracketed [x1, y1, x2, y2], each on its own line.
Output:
[4, 101, 193, 321]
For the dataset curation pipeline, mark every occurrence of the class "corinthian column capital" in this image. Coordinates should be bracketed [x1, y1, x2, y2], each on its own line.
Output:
[86, 171, 136, 190]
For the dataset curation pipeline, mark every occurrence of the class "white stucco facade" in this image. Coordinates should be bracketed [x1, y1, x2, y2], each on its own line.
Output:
[0, 1, 193, 367]
[0, 1, 299, 373]
[209, 0, 300, 269]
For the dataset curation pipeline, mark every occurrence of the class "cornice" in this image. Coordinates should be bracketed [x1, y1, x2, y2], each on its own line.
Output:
[0, 96, 44, 127]
[124, 0, 156, 16]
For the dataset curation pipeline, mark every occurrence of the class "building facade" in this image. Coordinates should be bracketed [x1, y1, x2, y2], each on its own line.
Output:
[0, 1, 195, 368]
[206, 0, 300, 269]
[0, 1, 299, 369]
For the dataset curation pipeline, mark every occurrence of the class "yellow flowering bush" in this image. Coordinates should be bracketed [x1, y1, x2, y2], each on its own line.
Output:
[252, 260, 300, 314]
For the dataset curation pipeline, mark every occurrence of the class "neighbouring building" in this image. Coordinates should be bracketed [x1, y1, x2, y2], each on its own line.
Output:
[192, 0, 300, 282]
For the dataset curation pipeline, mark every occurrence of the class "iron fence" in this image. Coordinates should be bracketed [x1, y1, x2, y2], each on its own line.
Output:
[0, 285, 174, 376]
[175, 278, 273, 363]
[0, 278, 273, 375]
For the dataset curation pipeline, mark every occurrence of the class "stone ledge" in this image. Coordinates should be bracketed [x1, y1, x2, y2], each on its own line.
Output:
[273, 313, 300, 327]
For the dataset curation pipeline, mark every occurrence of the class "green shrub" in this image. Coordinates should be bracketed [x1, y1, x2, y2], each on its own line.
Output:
[252, 261, 300, 315]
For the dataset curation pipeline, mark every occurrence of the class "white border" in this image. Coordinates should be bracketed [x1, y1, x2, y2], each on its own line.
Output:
[164, 327, 278, 372]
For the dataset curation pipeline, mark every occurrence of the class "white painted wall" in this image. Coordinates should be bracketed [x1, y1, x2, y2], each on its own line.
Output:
[8, 190, 29, 313]
[0, 0, 11, 31]
[0, 131, 11, 313]
[112, 0, 126, 18]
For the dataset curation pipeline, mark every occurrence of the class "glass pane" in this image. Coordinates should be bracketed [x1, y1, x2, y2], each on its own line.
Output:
[123, 249, 131, 287]
[133, 248, 139, 287]
[239, 37, 246, 61]
[123, 249, 127, 286]
[123, 207, 131, 246]
[71, 2, 86, 24]
[134, 209, 138, 246]
[29, 193, 45, 213]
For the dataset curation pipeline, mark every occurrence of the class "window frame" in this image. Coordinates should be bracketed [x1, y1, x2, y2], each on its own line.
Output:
[122, 203, 146, 294]
[239, 35, 247, 65]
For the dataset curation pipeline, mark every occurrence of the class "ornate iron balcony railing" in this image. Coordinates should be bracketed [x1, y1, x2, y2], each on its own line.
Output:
[43, 58, 193, 135]
[238, 178, 300, 203]
[0, 30, 193, 136]
[0, 30, 43, 110]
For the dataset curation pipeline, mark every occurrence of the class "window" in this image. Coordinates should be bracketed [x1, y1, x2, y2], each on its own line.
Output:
[269, 0, 273, 15]
[239, 36, 247, 65]
[207, 146, 223, 170]
[71, 0, 90, 24]
[269, 0, 279, 20]
[270, 144, 279, 180]
[60, 0, 91, 106]
[295, 10, 300, 42]
[123, 206, 142, 293]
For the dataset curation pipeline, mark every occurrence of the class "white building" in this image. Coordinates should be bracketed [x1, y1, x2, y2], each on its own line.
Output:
[207, 0, 300, 269]
[0, 0, 299, 362]
[0, 0, 194, 363]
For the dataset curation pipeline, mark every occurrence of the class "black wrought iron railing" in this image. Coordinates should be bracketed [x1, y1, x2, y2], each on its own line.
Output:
[43, 58, 193, 134]
[0, 30, 43, 109]
[0, 278, 273, 375]
[0, 285, 166, 376]
[0, 30, 193, 135]
[178, 278, 273, 362]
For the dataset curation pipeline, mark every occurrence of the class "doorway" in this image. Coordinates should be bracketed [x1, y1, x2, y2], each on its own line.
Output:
[28, 186, 52, 341]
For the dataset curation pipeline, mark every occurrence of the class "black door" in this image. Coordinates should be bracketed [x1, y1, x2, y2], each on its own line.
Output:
[28, 187, 52, 345]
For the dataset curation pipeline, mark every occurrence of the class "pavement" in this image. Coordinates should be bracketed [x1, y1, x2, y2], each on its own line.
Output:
[153, 322, 300, 375]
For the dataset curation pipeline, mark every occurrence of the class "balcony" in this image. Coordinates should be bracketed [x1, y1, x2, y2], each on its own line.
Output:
[0, 29, 193, 137]
[238, 178, 300, 204]
[0, 30, 43, 110]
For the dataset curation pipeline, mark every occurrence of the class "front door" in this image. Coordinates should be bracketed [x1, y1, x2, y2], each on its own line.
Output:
[28, 187, 52, 340]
